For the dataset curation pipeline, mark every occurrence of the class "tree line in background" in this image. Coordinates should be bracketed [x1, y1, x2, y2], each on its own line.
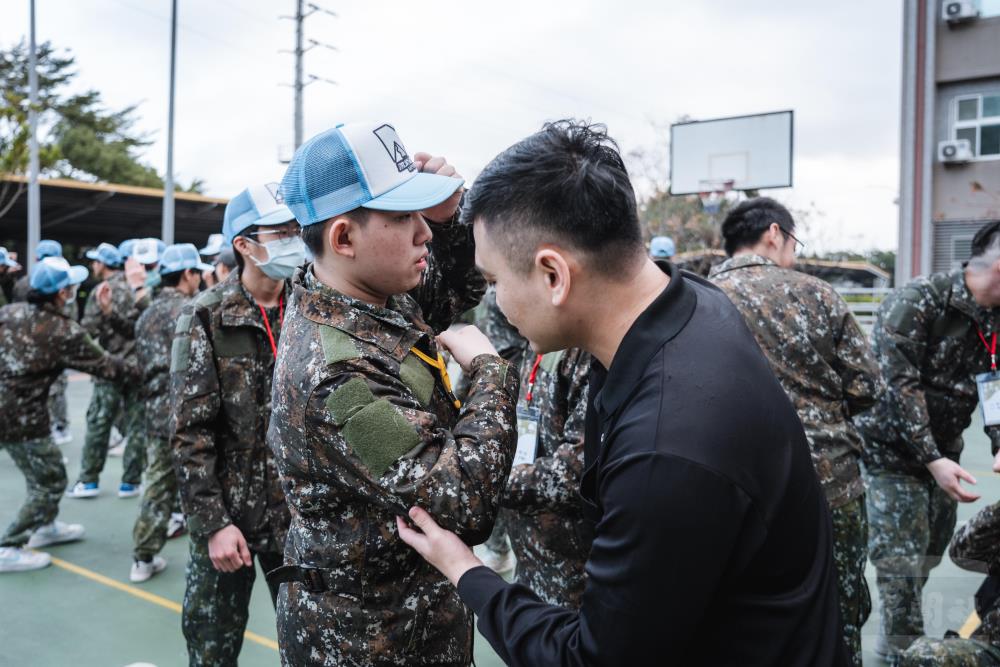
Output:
[0, 40, 203, 220]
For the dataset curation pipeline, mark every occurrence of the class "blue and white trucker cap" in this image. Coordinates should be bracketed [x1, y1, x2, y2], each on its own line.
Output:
[86, 242, 123, 268]
[279, 122, 464, 226]
[30, 257, 88, 294]
[160, 243, 214, 275]
[0, 246, 18, 268]
[132, 238, 162, 265]
[222, 183, 297, 244]
[36, 239, 63, 260]
[650, 236, 676, 259]
[199, 233, 228, 256]
[118, 239, 136, 259]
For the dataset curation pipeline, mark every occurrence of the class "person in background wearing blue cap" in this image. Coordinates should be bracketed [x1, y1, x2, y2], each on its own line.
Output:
[0, 257, 138, 573]
[170, 181, 301, 666]
[128, 244, 211, 584]
[649, 235, 676, 260]
[0, 247, 20, 309]
[266, 122, 516, 666]
[11, 239, 77, 447]
[199, 233, 229, 288]
[66, 242, 150, 500]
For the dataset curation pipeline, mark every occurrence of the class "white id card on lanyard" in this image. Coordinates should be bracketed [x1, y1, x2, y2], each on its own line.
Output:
[514, 404, 540, 466]
[977, 371, 1000, 426]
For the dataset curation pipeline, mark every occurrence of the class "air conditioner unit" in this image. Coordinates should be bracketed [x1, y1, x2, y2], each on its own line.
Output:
[942, 1, 979, 23]
[939, 139, 974, 163]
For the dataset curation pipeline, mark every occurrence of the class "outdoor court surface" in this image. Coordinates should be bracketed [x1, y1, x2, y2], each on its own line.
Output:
[1, 374, 998, 666]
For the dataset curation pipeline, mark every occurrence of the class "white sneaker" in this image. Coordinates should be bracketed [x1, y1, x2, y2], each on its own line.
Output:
[130, 555, 167, 583]
[166, 513, 186, 539]
[51, 426, 73, 446]
[118, 483, 141, 499]
[27, 520, 85, 548]
[479, 548, 516, 574]
[0, 546, 52, 572]
[65, 481, 100, 498]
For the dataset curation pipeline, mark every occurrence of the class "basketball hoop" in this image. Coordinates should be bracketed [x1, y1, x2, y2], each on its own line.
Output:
[697, 179, 735, 215]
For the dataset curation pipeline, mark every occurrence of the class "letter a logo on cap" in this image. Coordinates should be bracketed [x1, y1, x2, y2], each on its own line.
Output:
[373, 124, 415, 173]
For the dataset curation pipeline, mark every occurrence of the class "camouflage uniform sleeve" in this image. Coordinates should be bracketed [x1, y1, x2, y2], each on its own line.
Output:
[169, 306, 230, 538]
[81, 286, 105, 340]
[104, 282, 145, 338]
[502, 352, 588, 516]
[949, 501, 1000, 575]
[307, 352, 518, 543]
[60, 320, 138, 384]
[409, 215, 487, 334]
[829, 291, 883, 416]
[875, 285, 943, 464]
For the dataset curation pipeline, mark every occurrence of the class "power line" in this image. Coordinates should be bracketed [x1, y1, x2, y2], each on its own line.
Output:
[279, 1, 337, 151]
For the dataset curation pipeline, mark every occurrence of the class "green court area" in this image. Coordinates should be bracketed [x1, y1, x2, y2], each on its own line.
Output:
[1, 375, 999, 665]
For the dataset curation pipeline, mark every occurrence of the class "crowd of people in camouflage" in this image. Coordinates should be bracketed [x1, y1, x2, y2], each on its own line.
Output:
[3, 117, 1000, 666]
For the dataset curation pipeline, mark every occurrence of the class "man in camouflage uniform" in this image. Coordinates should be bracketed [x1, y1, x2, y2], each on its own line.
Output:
[857, 219, 1000, 659]
[9, 240, 74, 444]
[709, 197, 882, 665]
[0, 257, 137, 572]
[899, 499, 1000, 666]
[268, 122, 517, 666]
[67, 242, 151, 498]
[0, 247, 18, 306]
[129, 244, 211, 583]
[170, 184, 299, 666]
[502, 344, 592, 608]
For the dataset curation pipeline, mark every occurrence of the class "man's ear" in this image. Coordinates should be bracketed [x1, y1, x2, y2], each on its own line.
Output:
[535, 247, 572, 307]
[328, 217, 356, 259]
[232, 235, 253, 260]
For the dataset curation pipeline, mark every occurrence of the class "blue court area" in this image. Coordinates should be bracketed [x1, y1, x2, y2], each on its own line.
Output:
[1, 374, 998, 665]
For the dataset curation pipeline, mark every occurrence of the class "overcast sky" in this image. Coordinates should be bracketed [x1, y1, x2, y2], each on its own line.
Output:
[2, 0, 903, 252]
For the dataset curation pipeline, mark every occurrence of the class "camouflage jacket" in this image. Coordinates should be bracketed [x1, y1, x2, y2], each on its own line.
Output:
[710, 255, 882, 508]
[502, 346, 592, 608]
[856, 269, 1000, 474]
[0, 301, 137, 442]
[82, 271, 149, 358]
[13, 274, 77, 319]
[170, 270, 290, 552]
[135, 287, 189, 439]
[949, 501, 1000, 647]
[476, 286, 528, 370]
[267, 223, 516, 665]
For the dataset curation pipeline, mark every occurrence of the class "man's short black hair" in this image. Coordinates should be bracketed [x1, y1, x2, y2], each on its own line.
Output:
[461, 119, 644, 276]
[232, 224, 259, 272]
[26, 289, 59, 305]
[161, 270, 185, 288]
[301, 209, 370, 260]
[720, 197, 796, 257]
[971, 220, 1000, 259]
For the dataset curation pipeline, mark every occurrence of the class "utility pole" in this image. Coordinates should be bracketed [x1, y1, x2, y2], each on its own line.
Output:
[281, 1, 337, 152]
[27, 0, 40, 269]
[162, 0, 178, 244]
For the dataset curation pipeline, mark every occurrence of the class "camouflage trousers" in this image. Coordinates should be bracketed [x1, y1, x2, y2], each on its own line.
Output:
[80, 379, 146, 485]
[132, 435, 177, 561]
[182, 536, 282, 667]
[483, 510, 510, 555]
[830, 495, 871, 667]
[866, 469, 958, 657]
[899, 635, 1000, 666]
[0, 437, 67, 547]
[48, 371, 68, 431]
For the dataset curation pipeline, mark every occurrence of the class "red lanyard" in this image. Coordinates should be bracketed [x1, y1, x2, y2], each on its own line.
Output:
[977, 326, 997, 371]
[525, 354, 543, 403]
[258, 296, 284, 360]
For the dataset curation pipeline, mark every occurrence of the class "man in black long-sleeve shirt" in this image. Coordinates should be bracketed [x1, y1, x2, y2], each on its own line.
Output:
[397, 120, 848, 666]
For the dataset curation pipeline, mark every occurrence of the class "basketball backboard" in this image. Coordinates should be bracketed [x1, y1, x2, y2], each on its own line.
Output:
[669, 110, 794, 195]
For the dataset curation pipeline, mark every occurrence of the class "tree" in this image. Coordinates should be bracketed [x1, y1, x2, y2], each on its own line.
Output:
[0, 40, 202, 219]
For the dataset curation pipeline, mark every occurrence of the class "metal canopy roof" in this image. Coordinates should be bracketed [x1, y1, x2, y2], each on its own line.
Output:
[0, 174, 227, 256]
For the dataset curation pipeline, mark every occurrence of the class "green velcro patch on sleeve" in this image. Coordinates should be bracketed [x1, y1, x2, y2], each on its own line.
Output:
[342, 398, 422, 479]
[214, 328, 257, 357]
[174, 313, 193, 335]
[194, 290, 222, 307]
[540, 350, 564, 374]
[320, 325, 358, 365]
[326, 377, 376, 426]
[399, 354, 435, 407]
[170, 336, 191, 373]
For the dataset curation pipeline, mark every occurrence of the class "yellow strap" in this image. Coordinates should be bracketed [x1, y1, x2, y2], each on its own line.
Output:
[409, 347, 461, 409]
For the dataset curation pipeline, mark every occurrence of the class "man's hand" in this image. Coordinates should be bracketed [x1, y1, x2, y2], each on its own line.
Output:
[396, 507, 482, 586]
[437, 325, 498, 372]
[926, 457, 980, 503]
[414, 151, 463, 224]
[95, 282, 113, 315]
[124, 257, 148, 294]
[207, 524, 252, 573]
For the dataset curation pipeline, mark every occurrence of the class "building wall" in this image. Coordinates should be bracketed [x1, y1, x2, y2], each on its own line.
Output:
[936, 14, 1000, 83]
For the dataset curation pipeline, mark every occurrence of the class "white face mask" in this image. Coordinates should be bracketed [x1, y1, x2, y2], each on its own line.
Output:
[250, 236, 306, 280]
